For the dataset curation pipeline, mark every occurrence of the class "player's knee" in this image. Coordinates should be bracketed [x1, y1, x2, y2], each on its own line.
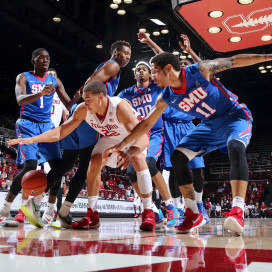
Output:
[90, 154, 102, 170]
[24, 160, 38, 171]
[127, 163, 137, 183]
[170, 150, 188, 169]
[228, 139, 248, 181]
[146, 157, 158, 177]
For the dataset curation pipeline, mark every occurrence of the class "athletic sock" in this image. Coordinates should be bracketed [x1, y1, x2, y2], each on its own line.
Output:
[47, 203, 55, 213]
[59, 201, 73, 217]
[21, 199, 28, 206]
[141, 197, 152, 209]
[151, 202, 159, 214]
[195, 191, 203, 203]
[33, 193, 46, 206]
[1, 201, 12, 213]
[165, 199, 173, 206]
[232, 196, 245, 213]
[184, 198, 199, 214]
[172, 197, 182, 209]
[88, 196, 98, 211]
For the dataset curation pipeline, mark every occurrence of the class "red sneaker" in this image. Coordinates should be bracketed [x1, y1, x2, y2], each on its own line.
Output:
[15, 209, 25, 223]
[175, 208, 205, 233]
[224, 207, 244, 235]
[138, 214, 142, 218]
[88, 208, 100, 229]
[72, 217, 90, 230]
[140, 209, 156, 231]
[133, 213, 138, 218]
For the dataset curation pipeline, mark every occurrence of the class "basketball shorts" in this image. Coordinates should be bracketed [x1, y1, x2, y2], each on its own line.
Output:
[161, 120, 204, 170]
[177, 109, 253, 157]
[92, 136, 147, 168]
[147, 128, 164, 160]
[15, 118, 61, 165]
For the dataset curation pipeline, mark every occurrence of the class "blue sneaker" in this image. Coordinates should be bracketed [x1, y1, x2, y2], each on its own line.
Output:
[154, 209, 164, 223]
[166, 204, 179, 227]
[197, 201, 210, 224]
[177, 208, 185, 226]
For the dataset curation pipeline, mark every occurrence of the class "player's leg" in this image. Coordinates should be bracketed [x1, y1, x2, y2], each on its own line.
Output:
[14, 190, 29, 223]
[131, 152, 156, 231]
[56, 145, 94, 228]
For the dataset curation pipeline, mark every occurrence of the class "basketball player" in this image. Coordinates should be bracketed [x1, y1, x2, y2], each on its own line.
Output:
[8, 80, 156, 232]
[0, 48, 77, 226]
[136, 32, 208, 225]
[104, 52, 272, 234]
[118, 61, 179, 227]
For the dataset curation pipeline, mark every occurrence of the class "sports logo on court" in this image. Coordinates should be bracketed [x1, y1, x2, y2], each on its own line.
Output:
[223, 7, 272, 35]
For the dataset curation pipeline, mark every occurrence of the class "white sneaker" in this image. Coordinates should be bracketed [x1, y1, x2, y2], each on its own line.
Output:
[0, 205, 10, 223]
[21, 199, 44, 228]
[42, 209, 55, 225]
[0, 205, 19, 227]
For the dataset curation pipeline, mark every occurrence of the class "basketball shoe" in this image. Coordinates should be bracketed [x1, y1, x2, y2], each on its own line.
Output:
[224, 207, 244, 235]
[166, 204, 179, 227]
[197, 201, 210, 224]
[51, 213, 75, 229]
[72, 208, 100, 230]
[140, 209, 156, 231]
[176, 208, 205, 233]
[15, 209, 25, 223]
[41, 209, 56, 225]
[0, 204, 19, 227]
[177, 208, 185, 226]
[21, 199, 44, 228]
[154, 208, 164, 223]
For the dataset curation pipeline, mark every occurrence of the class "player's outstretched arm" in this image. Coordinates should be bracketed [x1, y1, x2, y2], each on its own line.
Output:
[7, 103, 86, 146]
[85, 61, 120, 86]
[199, 53, 272, 80]
[15, 74, 55, 106]
[179, 34, 201, 63]
[138, 32, 164, 55]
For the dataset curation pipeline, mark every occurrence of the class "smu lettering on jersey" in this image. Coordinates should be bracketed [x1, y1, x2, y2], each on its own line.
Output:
[21, 71, 57, 122]
[118, 81, 163, 131]
[162, 62, 251, 120]
[95, 60, 120, 97]
[85, 96, 137, 141]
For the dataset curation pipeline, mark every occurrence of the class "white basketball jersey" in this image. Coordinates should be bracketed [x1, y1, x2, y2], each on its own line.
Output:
[85, 96, 132, 141]
[51, 92, 66, 127]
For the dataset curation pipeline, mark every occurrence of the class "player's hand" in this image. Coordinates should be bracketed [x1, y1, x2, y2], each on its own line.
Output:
[103, 140, 127, 160]
[7, 137, 34, 146]
[116, 151, 131, 170]
[138, 32, 151, 44]
[73, 86, 83, 100]
[41, 84, 55, 96]
[179, 34, 191, 53]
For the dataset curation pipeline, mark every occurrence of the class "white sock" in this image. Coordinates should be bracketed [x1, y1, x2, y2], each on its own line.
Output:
[47, 203, 55, 213]
[33, 193, 46, 206]
[21, 199, 28, 206]
[88, 196, 98, 211]
[232, 196, 245, 212]
[165, 198, 173, 206]
[195, 191, 203, 203]
[172, 197, 182, 209]
[184, 198, 198, 214]
[1, 201, 12, 212]
[59, 201, 73, 217]
[141, 197, 152, 209]
[151, 202, 159, 214]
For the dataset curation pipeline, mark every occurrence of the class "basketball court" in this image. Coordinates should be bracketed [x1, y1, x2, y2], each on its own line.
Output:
[0, 218, 272, 271]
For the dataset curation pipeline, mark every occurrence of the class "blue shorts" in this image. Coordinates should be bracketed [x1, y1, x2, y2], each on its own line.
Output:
[177, 109, 253, 156]
[60, 121, 98, 150]
[147, 129, 164, 160]
[15, 118, 61, 165]
[160, 120, 204, 169]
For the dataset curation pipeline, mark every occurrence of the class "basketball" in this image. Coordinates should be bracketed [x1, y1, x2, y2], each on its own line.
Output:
[21, 170, 47, 196]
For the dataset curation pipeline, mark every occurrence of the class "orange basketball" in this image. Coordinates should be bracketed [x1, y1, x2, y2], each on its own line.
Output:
[21, 170, 47, 196]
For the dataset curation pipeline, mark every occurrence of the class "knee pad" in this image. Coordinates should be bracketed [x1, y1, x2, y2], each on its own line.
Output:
[127, 163, 137, 183]
[170, 150, 193, 186]
[136, 169, 152, 194]
[192, 168, 204, 193]
[228, 139, 248, 181]
[146, 157, 159, 177]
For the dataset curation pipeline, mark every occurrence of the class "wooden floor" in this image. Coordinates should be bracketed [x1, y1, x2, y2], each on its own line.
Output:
[0, 217, 272, 271]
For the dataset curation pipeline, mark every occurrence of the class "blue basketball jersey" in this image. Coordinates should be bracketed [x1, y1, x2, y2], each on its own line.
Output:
[95, 60, 120, 97]
[163, 105, 193, 123]
[162, 62, 250, 120]
[118, 81, 163, 131]
[60, 102, 98, 150]
[21, 71, 57, 122]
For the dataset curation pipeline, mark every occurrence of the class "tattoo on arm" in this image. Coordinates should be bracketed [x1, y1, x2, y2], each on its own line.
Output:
[199, 57, 234, 74]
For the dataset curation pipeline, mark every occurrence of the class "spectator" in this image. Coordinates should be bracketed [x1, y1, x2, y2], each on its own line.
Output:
[120, 195, 126, 201]
[216, 203, 221, 217]
[107, 193, 112, 199]
[0, 173, 6, 186]
[210, 202, 216, 218]
[5, 179, 11, 190]
[252, 206, 260, 218]
[126, 186, 132, 197]
[260, 202, 268, 218]
[244, 204, 249, 218]
[253, 185, 258, 192]
[100, 191, 105, 199]
[118, 181, 125, 189]
[100, 181, 105, 190]
[81, 190, 87, 197]
[113, 193, 119, 200]
[104, 181, 111, 190]
[0, 181, 7, 191]
[248, 200, 255, 217]
[0, 167, 7, 179]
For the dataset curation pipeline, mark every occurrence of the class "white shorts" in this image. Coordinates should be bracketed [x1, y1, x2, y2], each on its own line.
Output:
[92, 137, 147, 168]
